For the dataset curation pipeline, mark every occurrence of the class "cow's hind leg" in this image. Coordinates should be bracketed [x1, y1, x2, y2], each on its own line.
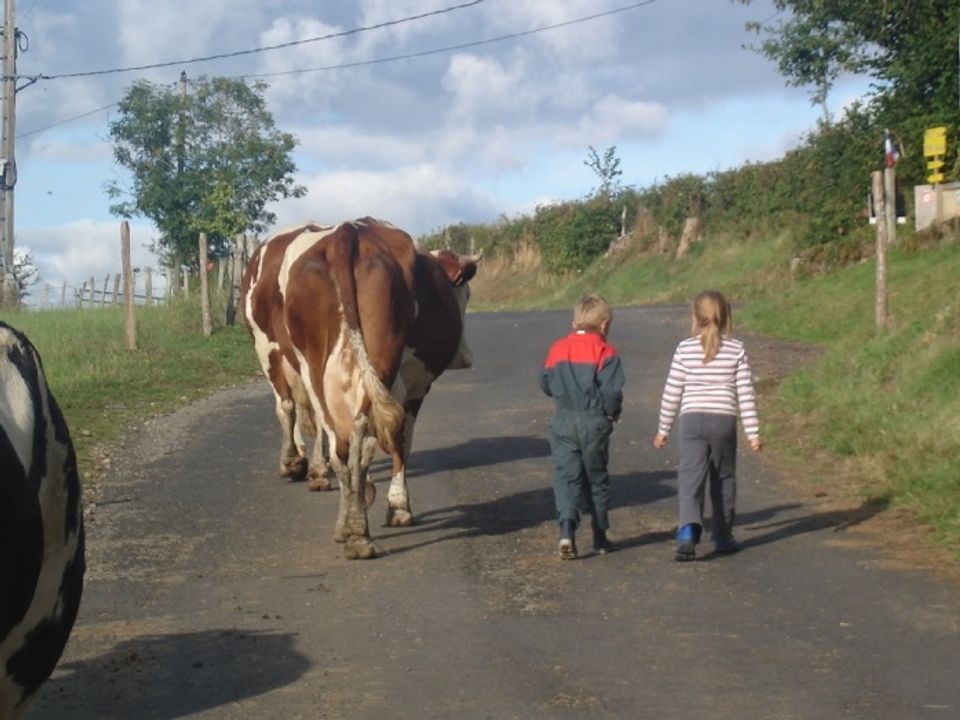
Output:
[307, 431, 336, 491]
[386, 409, 418, 526]
[276, 396, 308, 479]
[336, 421, 379, 559]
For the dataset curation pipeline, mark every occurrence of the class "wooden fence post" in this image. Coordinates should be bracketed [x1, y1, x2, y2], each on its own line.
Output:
[60, 281, 67, 307]
[121, 221, 137, 350]
[199, 233, 212, 337]
[225, 233, 244, 326]
[181, 267, 190, 296]
[112, 274, 122, 305]
[872, 171, 889, 330]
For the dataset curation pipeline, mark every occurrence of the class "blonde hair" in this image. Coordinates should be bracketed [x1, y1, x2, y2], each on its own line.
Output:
[691, 290, 731, 363]
[573, 294, 613, 332]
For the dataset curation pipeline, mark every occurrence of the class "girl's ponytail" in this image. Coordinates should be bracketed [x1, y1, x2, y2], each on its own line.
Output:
[691, 290, 731, 364]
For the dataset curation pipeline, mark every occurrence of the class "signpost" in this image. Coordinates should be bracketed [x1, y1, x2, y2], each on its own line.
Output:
[924, 126, 948, 223]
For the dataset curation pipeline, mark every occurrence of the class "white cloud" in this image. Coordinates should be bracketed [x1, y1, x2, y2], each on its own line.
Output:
[561, 95, 669, 146]
[272, 164, 499, 236]
[19, 220, 160, 290]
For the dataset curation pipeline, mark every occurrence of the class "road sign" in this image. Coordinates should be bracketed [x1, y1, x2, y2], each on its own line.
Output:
[924, 127, 947, 156]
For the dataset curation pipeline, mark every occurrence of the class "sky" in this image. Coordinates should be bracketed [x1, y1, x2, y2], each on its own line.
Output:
[7, 0, 870, 304]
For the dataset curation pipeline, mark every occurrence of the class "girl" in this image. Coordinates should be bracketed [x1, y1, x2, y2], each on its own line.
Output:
[653, 290, 762, 561]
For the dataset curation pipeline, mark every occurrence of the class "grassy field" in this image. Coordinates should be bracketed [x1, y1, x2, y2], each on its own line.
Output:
[472, 231, 960, 560]
[3, 232, 957, 560]
[0, 297, 259, 491]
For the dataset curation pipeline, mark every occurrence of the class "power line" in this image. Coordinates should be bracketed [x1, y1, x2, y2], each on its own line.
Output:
[16, 0, 658, 139]
[241, 0, 658, 80]
[31, 0, 485, 81]
[17, 101, 117, 138]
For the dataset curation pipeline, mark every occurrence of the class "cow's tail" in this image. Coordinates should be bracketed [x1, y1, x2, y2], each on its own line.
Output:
[348, 329, 404, 456]
[332, 225, 405, 456]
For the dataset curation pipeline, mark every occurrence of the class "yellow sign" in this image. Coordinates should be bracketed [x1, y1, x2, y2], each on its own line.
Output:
[929, 172, 945, 184]
[924, 126, 947, 156]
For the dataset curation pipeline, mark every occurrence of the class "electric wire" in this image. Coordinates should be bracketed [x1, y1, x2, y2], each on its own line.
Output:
[16, 0, 657, 138]
[32, 0, 485, 81]
[241, 0, 657, 80]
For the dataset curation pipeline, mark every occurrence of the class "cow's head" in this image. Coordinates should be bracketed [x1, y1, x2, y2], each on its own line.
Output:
[429, 248, 482, 369]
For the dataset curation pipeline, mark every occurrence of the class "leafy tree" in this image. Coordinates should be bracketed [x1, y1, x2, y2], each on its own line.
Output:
[584, 145, 625, 199]
[740, 1, 960, 124]
[740, 1, 861, 126]
[107, 76, 306, 268]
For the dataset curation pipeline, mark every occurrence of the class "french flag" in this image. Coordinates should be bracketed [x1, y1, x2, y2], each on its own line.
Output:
[884, 129, 900, 168]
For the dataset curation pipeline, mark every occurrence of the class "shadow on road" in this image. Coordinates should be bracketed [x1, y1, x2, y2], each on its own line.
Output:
[381, 444, 678, 556]
[736, 496, 891, 550]
[38, 629, 309, 719]
[370, 434, 552, 479]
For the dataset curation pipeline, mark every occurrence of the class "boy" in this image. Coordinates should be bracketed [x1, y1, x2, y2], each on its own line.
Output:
[540, 294, 625, 559]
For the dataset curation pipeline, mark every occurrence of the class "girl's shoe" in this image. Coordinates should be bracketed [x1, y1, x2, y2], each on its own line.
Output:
[675, 523, 700, 562]
[714, 536, 741, 554]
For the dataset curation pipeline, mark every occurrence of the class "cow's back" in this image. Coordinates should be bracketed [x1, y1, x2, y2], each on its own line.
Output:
[0, 323, 84, 720]
[283, 220, 416, 455]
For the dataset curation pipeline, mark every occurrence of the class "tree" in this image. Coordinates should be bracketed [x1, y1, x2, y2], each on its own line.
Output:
[11, 249, 39, 302]
[739, 1, 960, 125]
[740, 1, 861, 127]
[107, 76, 306, 268]
[584, 145, 625, 199]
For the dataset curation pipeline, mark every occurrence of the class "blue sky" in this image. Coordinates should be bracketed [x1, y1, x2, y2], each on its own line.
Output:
[8, 0, 870, 302]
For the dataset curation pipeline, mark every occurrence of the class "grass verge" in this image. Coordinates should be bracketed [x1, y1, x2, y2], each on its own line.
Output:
[0, 297, 259, 492]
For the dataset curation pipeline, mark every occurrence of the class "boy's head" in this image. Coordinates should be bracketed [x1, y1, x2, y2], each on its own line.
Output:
[573, 294, 612, 336]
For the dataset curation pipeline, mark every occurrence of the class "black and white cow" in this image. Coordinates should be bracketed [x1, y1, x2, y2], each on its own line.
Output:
[1, 322, 85, 719]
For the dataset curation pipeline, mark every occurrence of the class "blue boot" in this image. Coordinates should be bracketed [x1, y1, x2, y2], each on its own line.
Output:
[675, 523, 700, 562]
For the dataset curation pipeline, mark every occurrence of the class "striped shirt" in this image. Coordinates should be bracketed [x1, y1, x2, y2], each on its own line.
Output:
[657, 335, 759, 439]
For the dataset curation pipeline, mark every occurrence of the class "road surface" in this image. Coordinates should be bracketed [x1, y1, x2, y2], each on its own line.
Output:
[34, 306, 960, 719]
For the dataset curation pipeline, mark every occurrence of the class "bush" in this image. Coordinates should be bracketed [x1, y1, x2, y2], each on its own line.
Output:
[532, 197, 621, 273]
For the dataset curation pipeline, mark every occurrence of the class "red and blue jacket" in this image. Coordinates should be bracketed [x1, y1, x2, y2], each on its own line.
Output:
[540, 329, 625, 419]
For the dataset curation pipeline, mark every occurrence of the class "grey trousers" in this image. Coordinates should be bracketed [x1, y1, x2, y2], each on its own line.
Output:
[677, 413, 737, 541]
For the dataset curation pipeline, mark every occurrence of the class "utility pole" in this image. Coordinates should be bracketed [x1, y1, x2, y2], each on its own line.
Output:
[0, 0, 17, 306]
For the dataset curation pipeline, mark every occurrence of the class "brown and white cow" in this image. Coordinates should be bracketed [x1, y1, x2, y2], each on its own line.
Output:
[281, 218, 415, 559]
[1, 322, 85, 719]
[241, 222, 336, 488]
[242, 218, 479, 556]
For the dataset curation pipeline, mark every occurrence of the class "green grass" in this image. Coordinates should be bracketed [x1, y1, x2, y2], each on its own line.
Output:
[0, 296, 259, 489]
[741, 245, 960, 548]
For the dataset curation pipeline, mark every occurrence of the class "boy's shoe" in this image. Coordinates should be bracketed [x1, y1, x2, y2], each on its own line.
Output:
[714, 536, 741, 555]
[592, 528, 614, 555]
[675, 523, 700, 562]
[558, 520, 578, 560]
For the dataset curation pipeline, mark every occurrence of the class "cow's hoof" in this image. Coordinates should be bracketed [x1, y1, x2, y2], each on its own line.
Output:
[307, 473, 333, 492]
[333, 525, 348, 543]
[385, 507, 413, 527]
[280, 456, 308, 480]
[343, 537, 377, 560]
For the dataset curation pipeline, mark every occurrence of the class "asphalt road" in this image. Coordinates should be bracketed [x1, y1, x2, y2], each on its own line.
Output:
[33, 306, 960, 720]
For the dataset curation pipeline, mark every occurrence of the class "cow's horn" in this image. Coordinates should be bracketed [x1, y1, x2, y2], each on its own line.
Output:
[461, 248, 484, 263]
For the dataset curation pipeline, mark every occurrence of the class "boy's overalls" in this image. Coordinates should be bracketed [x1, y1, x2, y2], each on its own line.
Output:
[540, 329, 625, 534]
